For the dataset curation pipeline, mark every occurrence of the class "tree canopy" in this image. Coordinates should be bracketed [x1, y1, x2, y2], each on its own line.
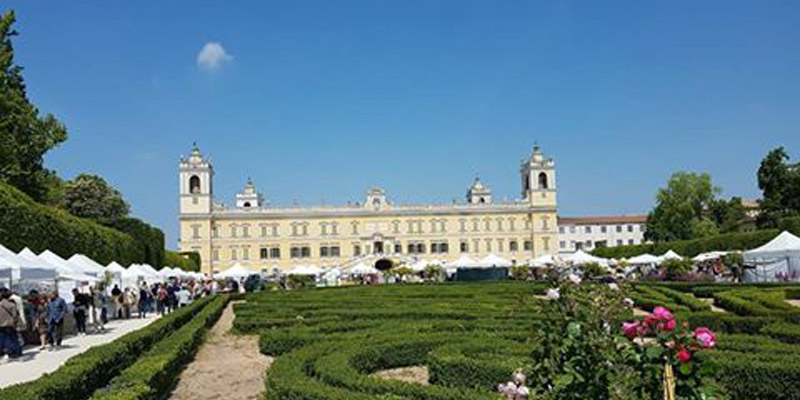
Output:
[757, 147, 800, 227]
[646, 172, 725, 242]
[61, 174, 130, 221]
[0, 11, 67, 202]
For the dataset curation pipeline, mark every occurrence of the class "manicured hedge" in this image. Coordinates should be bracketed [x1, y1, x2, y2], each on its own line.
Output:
[0, 181, 139, 265]
[102, 217, 165, 268]
[0, 296, 215, 400]
[592, 229, 783, 259]
[164, 250, 199, 272]
[89, 296, 228, 400]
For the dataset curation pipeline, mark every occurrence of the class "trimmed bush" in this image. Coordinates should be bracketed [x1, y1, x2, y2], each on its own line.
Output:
[89, 296, 228, 400]
[592, 229, 782, 259]
[0, 181, 139, 265]
[0, 296, 215, 400]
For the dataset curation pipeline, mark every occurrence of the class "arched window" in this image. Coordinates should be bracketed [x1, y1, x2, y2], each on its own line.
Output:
[479, 197, 486, 203]
[189, 175, 201, 194]
[243, 202, 251, 208]
[538, 172, 548, 189]
[525, 175, 531, 191]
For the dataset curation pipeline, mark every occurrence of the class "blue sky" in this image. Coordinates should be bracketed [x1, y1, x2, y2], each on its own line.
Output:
[5, 1, 800, 249]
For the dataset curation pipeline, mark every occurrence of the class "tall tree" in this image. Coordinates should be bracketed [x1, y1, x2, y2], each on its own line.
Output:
[757, 147, 800, 227]
[61, 174, 130, 221]
[0, 10, 67, 201]
[645, 172, 720, 241]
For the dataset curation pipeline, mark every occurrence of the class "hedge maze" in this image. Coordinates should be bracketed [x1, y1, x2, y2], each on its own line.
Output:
[238, 282, 800, 400]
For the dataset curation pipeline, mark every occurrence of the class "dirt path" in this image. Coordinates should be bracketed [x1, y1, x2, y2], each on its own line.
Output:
[170, 301, 272, 400]
[371, 366, 429, 385]
[701, 298, 728, 313]
[786, 299, 800, 308]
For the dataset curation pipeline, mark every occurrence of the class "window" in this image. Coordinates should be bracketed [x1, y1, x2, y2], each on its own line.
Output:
[260, 248, 268, 260]
[616, 225, 622, 233]
[585, 226, 592, 234]
[212, 248, 219, 261]
[407, 243, 416, 254]
[191, 225, 200, 239]
[542, 237, 550, 251]
[459, 219, 467, 232]
[472, 239, 480, 253]
[616, 239, 623, 246]
[301, 247, 310, 257]
[353, 245, 361, 256]
[509, 241, 518, 252]
[331, 223, 338, 235]
[242, 225, 250, 238]
[270, 248, 281, 259]
[302, 224, 308, 236]
[272, 224, 279, 237]
[230, 225, 238, 238]
[320, 223, 328, 236]
[496, 239, 504, 252]
[212, 225, 218, 238]
[524, 240, 533, 251]
[393, 221, 400, 234]
[261, 225, 268, 237]
[628, 239, 635, 245]
[460, 241, 469, 253]
[351, 221, 359, 235]
[569, 226, 576, 234]
[541, 217, 549, 231]
[290, 247, 300, 258]
[242, 247, 249, 260]
[560, 241, 566, 249]
[509, 218, 516, 231]
[331, 246, 340, 257]
[394, 244, 402, 253]
[496, 218, 504, 231]
[320, 246, 329, 257]
[189, 175, 201, 194]
[559, 226, 565, 234]
[416, 243, 425, 254]
[538, 172, 548, 189]
[230, 248, 238, 260]
[627, 225, 633, 232]
[485, 239, 492, 252]
[430, 243, 438, 253]
[472, 219, 479, 232]
[585, 240, 592, 248]
[601, 226, 607, 233]
[440, 242, 449, 253]
[430, 220, 438, 233]
[484, 219, 492, 231]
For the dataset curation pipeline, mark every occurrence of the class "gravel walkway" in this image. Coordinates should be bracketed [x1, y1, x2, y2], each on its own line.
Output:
[170, 301, 272, 400]
[0, 314, 159, 388]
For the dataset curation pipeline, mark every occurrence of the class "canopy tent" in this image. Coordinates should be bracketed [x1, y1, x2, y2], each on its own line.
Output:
[0, 252, 58, 281]
[627, 253, 661, 265]
[217, 263, 255, 279]
[18, 248, 96, 282]
[287, 264, 323, 276]
[562, 250, 609, 267]
[445, 255, 480, 268]
[106, 262, 127, 274]
[744, 231, 800, 282]
[478, 253, 513, 267]
[693, 251, 728, 263]
[158, 266, 181, 279]
[348, 262, 379, 275]
[67, 254, 106, 277]
[0, 244, 17, 257]
[529, 254, 559, 267]
[127, 264, 159, 281]
[658, 250, 683, 263]
[321, 267, 342, 280]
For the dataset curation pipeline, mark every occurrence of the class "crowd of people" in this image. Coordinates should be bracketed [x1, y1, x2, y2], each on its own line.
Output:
[0, 277, 220, 363]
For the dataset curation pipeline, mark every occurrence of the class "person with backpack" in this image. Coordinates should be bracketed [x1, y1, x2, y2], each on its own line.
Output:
[0, 288, 23, 359]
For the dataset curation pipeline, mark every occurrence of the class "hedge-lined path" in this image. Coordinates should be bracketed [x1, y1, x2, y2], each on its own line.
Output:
[0, 314, 159, 388]
[170, 301, 272, 400]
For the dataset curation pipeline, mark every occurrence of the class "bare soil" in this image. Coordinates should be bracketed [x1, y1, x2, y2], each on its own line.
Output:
[170, 301, 273, 400]
[786, 299, 800, 308]
[701, 298, 728, 313]
[371, 366, 429, 385]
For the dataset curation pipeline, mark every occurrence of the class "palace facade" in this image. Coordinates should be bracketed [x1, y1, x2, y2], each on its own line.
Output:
[178, 145, 558, 274]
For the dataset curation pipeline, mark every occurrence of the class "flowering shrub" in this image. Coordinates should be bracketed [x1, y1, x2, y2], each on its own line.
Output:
[621, 306, 724, 399]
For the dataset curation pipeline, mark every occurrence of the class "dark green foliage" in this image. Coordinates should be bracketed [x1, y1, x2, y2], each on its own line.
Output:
[103, 217, 165, 268]
[592, 229, 783, 259]
[0, 296, 216, 400]
[645, 172, 721, 241]
[88, 296, 227, 400]
[164, 250, 199, 272]
[761, 322, 800, 344]
[0, 180, 138, 265]
[60, 174, 130, 221]
[757, 147, 800, 228]
[0, 11, 68, 201]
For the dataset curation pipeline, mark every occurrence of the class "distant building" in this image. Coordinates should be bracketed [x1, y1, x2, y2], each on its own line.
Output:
[557, 215, 648, 254]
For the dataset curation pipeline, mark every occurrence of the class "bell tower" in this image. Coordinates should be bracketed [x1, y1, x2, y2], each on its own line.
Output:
[179, 144, 213, 214]
[520, 145, 556, 207]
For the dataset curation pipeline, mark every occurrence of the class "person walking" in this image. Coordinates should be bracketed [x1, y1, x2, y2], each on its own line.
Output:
[46, 291, 68, 350]
[156, 284, 167, 315]
[93, 289, 107, 332]
[111, 284, 122, 319]
[31, 293, 49, 349]
[138, 284, 149, 318]
[72, 288, 90, 335]
[177, 286, 191, 308]
[0, 288, 23, 360]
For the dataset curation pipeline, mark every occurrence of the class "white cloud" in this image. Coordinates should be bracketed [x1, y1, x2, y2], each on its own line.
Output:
[197, 41, 232, 71]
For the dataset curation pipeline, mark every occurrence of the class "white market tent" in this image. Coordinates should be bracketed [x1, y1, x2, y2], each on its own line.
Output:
[287, 264, 323, 276]
[693, 251, 728, 263]
[478, 253, 513, 267]
[19, 248, 95, 282]
[562, 250, 609, 267]
[744, 231, 800, 282]
[445, 255, 480, 268]
[349, 262, 379, 275]
[217, 263, 255, 279]
[106, 262, 127, 274]
[658, 250, 683, 264]
[529, 253, 559, 267]
[128, 264, 159, 281]
[627, 253, 661, 265]
[0, 252, 57, 281]
[67, 254, 106, 277]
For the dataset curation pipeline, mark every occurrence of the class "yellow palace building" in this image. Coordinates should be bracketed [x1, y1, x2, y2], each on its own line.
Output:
[178, 145, 558, 274]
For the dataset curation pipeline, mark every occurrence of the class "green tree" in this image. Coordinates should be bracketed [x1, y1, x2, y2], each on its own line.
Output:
[646, 172, 720, 241]
[61, 174, 130, 221]
[709, 197, 747, 232]
[757, 147, 800, 227]
[0, 11, 68, 201]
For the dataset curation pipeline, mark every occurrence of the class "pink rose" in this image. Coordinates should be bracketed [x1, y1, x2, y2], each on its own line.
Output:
[652, 306, 673, 321]
[677, 348, 692, 363]
[694, 327, 716, 348]
[666, 341, 675, 349]
[622, 321, 640, 339]
[659, 318, 677, 332]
